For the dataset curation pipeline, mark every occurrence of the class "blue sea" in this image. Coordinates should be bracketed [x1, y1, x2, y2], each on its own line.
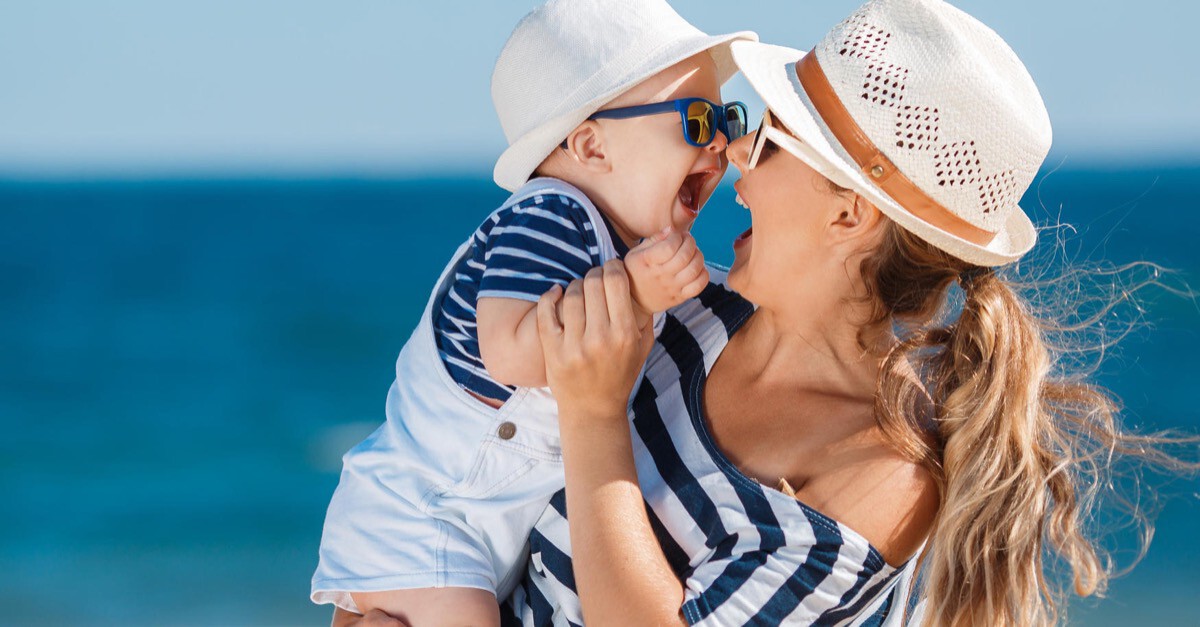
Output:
[2, 167, 1198, 625]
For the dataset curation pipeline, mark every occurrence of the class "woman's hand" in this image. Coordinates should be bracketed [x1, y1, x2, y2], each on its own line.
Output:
[538, 260, 687, 624]
[537, 260, 653, 420]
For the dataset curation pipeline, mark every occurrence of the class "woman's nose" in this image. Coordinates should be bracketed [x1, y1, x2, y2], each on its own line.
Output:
[726, 133, 752, 173]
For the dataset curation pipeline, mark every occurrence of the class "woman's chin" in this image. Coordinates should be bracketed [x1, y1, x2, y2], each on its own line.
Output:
[727, 256, 747, 293]
[728, 238, 761, 297]
[730, 228, 751, 267]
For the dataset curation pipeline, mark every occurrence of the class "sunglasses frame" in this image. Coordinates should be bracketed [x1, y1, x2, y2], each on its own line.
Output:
[583, 98, 749, 148]
[749, 110, 861, 196]
[749, 110, 817, 170]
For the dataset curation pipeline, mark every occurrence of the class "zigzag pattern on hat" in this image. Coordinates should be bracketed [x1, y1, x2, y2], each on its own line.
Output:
[837, 12, 1019, 216]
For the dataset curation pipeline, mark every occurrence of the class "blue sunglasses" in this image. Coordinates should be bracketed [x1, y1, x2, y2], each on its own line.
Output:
[561, 98, 749, 149]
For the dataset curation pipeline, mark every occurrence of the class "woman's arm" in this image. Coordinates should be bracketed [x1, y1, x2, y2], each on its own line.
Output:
[556, 402, 688, 625]
[538, 262, 928, 625]
[536, 261, 687, 626]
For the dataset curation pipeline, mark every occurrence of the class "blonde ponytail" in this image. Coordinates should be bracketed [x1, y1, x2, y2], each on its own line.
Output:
[858, 220, 1198, 626]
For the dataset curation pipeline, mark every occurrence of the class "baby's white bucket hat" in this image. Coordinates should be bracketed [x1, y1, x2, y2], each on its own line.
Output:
[733, 0, 1051, 266]
[491, 0, 757, 192]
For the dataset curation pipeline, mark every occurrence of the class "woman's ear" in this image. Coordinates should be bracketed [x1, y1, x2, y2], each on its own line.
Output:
[830, 194, 883, 243]
[562, 121, 612, 174]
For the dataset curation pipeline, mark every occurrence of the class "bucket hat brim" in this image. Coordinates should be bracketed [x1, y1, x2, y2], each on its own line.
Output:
[731, 40, 1036, 267]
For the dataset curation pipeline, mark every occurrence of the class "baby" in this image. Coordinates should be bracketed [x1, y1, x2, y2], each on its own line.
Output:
[312, 0, 755, 624]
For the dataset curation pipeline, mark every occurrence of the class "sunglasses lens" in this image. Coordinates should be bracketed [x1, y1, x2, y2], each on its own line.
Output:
[725, 105, 747, 141]
[686, 100, 715, 145]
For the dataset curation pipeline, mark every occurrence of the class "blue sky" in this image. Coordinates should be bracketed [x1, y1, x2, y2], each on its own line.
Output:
[1, 0, 1196, 176]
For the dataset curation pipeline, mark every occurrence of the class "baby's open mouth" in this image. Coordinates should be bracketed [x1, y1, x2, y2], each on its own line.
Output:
[678, 172, 711, 216]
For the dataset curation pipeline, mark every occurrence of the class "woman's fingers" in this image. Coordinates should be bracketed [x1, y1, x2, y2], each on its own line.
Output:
[561, 277, 587, 341]
[601, 260, 636, 332]
[537, 283, 565, 341]
[582, 266, 610, 330]
[536, 264, 652, 420]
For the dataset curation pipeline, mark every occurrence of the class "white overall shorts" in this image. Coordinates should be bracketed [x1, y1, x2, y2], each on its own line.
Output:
[312, 179, 625, 612]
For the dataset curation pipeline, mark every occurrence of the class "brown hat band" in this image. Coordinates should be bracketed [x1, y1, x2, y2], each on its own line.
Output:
[795, 53, 998, 247]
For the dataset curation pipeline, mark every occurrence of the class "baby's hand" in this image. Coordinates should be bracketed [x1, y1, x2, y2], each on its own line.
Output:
[624, 226, 710, 319]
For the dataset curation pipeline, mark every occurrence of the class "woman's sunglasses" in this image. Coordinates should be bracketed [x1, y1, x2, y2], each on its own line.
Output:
[748, 110, 859, 195]
[570, 98, 749, 148]
[748, 109, 809, 170]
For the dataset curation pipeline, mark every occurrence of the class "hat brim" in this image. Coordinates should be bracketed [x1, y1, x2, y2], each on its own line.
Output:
[494, 30, 758, 193]
[730, 40, 1036, 267]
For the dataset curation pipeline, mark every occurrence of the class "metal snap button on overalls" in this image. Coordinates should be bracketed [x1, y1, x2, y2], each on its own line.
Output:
[497, 422, 517, 440]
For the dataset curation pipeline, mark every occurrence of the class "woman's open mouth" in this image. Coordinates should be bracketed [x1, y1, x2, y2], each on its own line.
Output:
[733, 186, 752, 250]
[734, 226, 753, 249]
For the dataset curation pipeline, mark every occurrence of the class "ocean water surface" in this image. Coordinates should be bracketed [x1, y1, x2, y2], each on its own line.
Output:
[1, 167, 1198, 625]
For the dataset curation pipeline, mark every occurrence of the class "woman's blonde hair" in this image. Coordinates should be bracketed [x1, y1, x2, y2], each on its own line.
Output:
[855, 215, 1198, 626]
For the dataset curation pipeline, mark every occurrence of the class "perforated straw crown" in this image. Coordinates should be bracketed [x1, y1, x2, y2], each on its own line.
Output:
[732, 0, 1051, 265]
[491, 0, 756, 192]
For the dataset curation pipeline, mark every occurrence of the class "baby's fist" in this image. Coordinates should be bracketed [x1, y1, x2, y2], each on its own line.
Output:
[625, 226, 710, 315]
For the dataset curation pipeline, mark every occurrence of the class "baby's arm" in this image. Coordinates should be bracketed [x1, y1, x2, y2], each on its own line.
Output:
[474, 196, 662, 390]
[480, 227, 706, 388]
[479, 293, 655, 388]
[345, 588, 499, 627]
[477, 297, 550, 388]
[332, 606, 407, 627]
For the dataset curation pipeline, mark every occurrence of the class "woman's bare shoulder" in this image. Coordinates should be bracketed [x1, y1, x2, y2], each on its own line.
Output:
[802, 445, 940, 568]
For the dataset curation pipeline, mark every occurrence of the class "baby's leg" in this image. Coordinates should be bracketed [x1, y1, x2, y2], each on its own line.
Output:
[351, 588, 500, 627]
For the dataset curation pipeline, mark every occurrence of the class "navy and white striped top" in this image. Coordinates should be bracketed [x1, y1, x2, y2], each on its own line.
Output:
[501, 270, 913, 626]
[432, 191, 627, 402]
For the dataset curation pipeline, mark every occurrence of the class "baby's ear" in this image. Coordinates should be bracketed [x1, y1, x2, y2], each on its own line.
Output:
[562, 121, 612, 174]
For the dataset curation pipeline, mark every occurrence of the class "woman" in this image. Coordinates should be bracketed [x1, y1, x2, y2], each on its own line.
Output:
[344, 1, 1191, 625]
[512, 0, 1194, 625]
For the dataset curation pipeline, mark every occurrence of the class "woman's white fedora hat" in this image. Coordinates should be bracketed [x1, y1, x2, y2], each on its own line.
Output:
[491, 0, 757, 192]
[732, 0, 1051, 266]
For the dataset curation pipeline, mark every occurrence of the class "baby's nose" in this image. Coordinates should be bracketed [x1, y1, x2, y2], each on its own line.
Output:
[707, 126, 730, 153]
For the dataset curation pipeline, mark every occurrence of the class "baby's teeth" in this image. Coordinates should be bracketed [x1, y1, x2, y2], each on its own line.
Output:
[735, 194, 748, 209]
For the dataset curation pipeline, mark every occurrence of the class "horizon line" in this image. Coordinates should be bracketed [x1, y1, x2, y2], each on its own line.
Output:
[4, 155, 1200, 184]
